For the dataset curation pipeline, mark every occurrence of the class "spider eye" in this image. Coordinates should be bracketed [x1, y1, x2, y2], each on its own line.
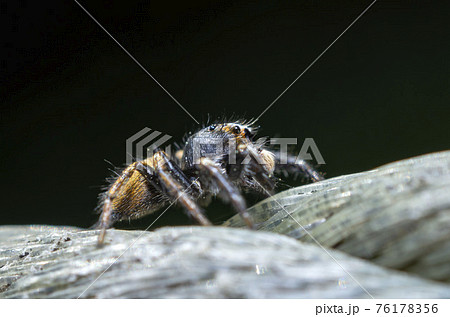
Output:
[232, 125, 241, 134]
[244, 128, 253, 138]
[209, 125, 216, 131]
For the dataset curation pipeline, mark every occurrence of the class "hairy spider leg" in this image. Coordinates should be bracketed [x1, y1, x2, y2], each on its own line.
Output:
[146, 151, 212, 227]
[97, 151, 209, 246]
[272, 151, 324, 182]
[196, 157, 255, 229]
[240, 142, 276, 195]
[97, 162, 141, 245]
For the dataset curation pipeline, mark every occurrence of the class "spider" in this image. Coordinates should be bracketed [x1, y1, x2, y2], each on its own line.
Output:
[96, 120, 323, 245]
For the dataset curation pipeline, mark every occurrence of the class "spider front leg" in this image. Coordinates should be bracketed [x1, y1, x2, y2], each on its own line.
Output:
[272, 150, 324, 182]
[243, 143, 277, 195]
[147, 151, 212, 227]
[195, 157, 255, 229]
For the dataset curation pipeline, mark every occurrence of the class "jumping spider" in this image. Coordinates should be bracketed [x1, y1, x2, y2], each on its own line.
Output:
[96, 120, 323, 244]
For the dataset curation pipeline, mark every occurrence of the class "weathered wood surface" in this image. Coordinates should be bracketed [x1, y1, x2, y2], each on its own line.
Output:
[1, 226, 449, 298]
[225, 151, 450, 283]
[0, 151, 449, 298]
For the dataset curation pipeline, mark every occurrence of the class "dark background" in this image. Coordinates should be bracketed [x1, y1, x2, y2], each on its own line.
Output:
[1, 1, 449, 229]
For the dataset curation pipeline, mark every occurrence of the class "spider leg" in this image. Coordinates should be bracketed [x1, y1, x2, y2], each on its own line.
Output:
[238, 142, 276, 195]
[97, 151, 206, 246]
[97, 162, 141, 245]
[196, 157, 255, 229]
[272, 151, 324, 182]
[249, 146, 276, 194]
[148, 151, 212, 227]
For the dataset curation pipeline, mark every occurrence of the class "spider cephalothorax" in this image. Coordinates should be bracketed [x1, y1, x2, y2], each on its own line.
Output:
[96, 120, 323, 245]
